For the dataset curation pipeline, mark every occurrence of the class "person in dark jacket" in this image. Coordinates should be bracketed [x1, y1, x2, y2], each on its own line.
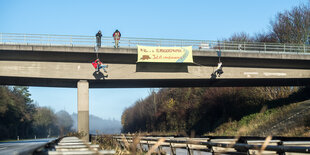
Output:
[96, 30, 102, 48]
[113, 29, 121, 48]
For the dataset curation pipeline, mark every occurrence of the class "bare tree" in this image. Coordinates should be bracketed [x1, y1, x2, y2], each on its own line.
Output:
[254, 31, 278, 43]
[271, 2, 310, 44]
[228, 32, 253, 42]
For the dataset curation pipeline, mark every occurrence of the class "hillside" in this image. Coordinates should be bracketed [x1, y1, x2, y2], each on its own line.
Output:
[208, 100, 310, 136]
[71, 113, 122, 134]
[255, 100, 310, 136]
[121, 87, 310, 136]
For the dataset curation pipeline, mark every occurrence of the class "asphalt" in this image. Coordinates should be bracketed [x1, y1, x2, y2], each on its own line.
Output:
[0, 138, 55, 155]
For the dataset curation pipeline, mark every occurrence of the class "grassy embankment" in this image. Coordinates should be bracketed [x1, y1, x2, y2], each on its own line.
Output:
[207, 100, 310, 137]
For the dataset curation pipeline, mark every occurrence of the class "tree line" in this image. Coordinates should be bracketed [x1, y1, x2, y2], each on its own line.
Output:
[121, 2, 310, 135]
[0, 86, 73, 140]
[121, 87, 310, 135]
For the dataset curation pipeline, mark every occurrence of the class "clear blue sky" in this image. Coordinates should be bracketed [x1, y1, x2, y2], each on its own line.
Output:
[0, 0, 306, 120]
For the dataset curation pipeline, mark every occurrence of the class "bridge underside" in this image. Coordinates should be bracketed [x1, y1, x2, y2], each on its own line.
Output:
[1, 76, 309, 88]
[0, 56, 309, 88]
[0, 59, 309, 87]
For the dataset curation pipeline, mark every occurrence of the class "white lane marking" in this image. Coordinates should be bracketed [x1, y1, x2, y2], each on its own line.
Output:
[244, 72, 259, 75]
[0, 147, 7, 150]
[244, 72, 258, 78]
[263, 72, 287, 76]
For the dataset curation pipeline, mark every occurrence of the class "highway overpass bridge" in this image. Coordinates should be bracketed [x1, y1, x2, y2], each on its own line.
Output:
[0, 33, 310, 141]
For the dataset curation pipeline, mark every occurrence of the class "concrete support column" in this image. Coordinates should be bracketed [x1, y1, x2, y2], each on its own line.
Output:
[77, 80, 89, 142]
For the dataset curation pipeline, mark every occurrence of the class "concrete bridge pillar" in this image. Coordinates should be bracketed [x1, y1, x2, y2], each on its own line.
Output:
[77, 80, 89, 142]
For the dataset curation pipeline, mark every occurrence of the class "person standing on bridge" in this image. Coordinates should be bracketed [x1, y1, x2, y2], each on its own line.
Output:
[113, 29, 121, 48]
[96, 30, 102, 48]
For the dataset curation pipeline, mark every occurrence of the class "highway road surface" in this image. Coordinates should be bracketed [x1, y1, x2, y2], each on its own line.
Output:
[0, 138, 55, 155]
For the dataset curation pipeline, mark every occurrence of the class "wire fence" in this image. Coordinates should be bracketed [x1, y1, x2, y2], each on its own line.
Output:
[1, 33, 310, 54]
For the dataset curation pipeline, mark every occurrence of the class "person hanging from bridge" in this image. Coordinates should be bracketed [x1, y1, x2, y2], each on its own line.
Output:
[96, 30, 102, 48]
[92, 58, 108, 73]
[214, 62, 223, 77]
[211, 50, 224, 78]
[113, 29, 121, 48]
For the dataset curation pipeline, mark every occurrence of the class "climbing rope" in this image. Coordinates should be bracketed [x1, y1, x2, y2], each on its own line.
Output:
[94, 46, 99, 59]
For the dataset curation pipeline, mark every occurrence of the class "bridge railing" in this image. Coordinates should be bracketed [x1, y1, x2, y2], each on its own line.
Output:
[0, 33, 94, 46]
[1, 33, 309, 53]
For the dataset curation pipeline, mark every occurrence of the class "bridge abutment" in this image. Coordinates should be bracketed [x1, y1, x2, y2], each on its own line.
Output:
[77, 80, 89, 142]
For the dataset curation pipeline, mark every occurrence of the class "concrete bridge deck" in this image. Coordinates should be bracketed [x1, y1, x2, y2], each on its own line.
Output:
[0, 44, 310, 88]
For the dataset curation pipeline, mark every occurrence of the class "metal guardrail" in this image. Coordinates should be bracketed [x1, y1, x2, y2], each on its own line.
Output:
[0, 33, 310, 53]
[114, 135, 310, 154]
[0, 138, 60, 155]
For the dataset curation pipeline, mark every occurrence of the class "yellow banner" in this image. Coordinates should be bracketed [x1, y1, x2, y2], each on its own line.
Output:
[137, 46, 193, 63]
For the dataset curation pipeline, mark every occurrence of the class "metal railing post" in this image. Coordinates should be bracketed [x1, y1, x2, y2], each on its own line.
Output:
[304, 44, 306, 53]
[170, 142, 176, 155]
[118, 139, 124, 149]
[139, 141, 143, 152]
[48, 34, 50, 45]
[187, 144, 193, 155]
[264, 43, 266, 52]
[276, 141, 286, 155]
[147, 140, 150, 151]
[284, 44, 286, 52]
[158, 145, 162, 154]
[40, 34, 43, 44]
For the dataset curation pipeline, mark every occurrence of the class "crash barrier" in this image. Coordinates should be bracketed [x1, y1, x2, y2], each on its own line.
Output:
[8, 137, 60, 155]
[1, 32, 310, 53]
[113, 135, 310, 154]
